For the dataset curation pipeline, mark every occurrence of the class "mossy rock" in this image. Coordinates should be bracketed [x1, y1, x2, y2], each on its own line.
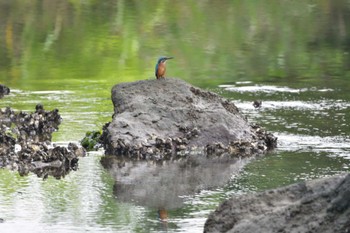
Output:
[81, 131, 102, 151]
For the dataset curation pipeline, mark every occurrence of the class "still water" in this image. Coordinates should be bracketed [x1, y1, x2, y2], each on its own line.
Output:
[1, 1, 350, 232]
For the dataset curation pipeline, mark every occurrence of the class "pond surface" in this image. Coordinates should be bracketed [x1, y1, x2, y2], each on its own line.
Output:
[1, 1, 350, 232]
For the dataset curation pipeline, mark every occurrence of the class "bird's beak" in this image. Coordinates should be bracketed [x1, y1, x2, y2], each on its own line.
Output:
[166, 57, 174, 60]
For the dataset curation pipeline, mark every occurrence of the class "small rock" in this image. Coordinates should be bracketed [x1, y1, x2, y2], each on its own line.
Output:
[0, 84, 10, 98]
[253, 100, 262, 108]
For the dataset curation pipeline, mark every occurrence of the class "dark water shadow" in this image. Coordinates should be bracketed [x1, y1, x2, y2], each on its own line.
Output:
[101, 154, 251, 210]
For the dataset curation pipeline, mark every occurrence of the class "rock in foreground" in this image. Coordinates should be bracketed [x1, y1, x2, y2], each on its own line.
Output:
[101, 78, 276, 159]
[204, 173, 350, 233]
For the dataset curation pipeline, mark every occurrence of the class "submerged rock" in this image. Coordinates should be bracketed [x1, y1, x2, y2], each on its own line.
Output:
[204, 173, 350, 233]
[0, 84, 10, 98]
[101, 78, 277, 159]
[0, 104, 85, 179]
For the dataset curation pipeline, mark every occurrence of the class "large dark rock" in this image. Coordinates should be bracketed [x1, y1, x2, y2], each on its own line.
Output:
[101, 78, 276, 159]
[204, 173, 350, 233]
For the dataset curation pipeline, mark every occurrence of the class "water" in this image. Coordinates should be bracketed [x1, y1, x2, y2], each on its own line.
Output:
[1, 1, 350, 232]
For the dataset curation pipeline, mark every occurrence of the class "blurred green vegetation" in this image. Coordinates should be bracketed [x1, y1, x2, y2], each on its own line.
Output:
[1, 0, 350, 89]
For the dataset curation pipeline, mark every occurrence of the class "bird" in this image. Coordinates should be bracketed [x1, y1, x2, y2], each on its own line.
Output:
[155, 56, 174, 79]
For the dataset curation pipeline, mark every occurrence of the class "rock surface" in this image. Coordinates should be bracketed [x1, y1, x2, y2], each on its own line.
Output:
[101, 78, 276, 159]
[0, 105, 85, 179]
[204, 173, 350, 233]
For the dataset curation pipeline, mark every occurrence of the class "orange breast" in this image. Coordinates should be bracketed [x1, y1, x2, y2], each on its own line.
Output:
[157, 63, 166, 78]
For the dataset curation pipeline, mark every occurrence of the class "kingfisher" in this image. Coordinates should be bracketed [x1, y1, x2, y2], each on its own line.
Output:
[155, 56, 174, 79]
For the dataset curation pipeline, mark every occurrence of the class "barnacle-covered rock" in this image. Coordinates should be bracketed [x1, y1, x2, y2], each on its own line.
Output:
[101, 79, 277, 160]
[0, 105, 85, 179]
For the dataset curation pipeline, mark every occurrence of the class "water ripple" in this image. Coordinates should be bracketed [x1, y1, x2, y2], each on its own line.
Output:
[220, 84, 334, 93]
[276, 133, 350, 159]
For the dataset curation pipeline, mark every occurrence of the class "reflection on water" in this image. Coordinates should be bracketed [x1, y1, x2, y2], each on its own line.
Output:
[220, 81, 350, 191]
[2, 1, 350, 87]
[277, 133, 350, 158]
[226, 82, 350, 158]
[100, 155, 250, 231]
[101, 155, 249, 210]
[227, 151, 350, 192]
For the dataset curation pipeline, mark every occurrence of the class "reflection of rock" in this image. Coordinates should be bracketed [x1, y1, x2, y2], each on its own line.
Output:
[0, 105, 85, 179]
[204, 173, 350, 233]
[0, 84, 10, 98]
[101, 78, 277, 159]
[101, 155, 250, 209]
[16, 144, 80, 179]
